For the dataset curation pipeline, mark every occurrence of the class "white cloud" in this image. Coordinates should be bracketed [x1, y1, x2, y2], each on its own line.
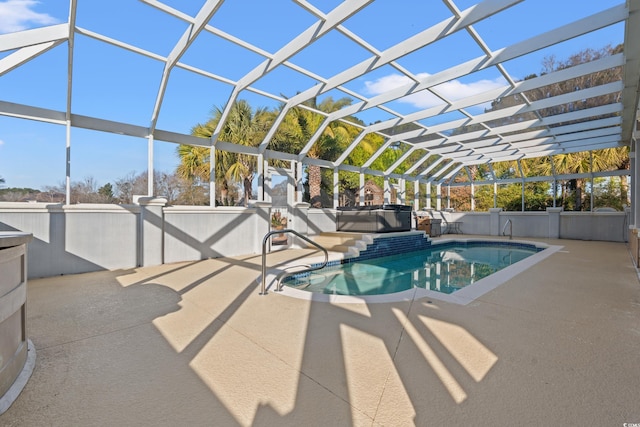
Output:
[0, 0, 58, 34]
[364, 72, 507, 109]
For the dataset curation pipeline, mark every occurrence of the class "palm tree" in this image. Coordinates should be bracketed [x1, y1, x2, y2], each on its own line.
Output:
[289, 97, 356, 207]
[176, 142, 214, 205]
[177, 100, 270, 206]
[176, 144, 210, 182]
[591, 147, 630, 207]
[221, 100, 270, 205]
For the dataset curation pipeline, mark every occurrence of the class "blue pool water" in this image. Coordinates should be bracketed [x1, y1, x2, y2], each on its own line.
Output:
[283, 242, 540, 296]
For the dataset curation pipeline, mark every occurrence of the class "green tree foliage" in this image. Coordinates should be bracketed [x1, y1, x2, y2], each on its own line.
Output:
[298, 97, 358, 207]
[473, 185, 495, 211]
[178, 100, 270, 206]
[447, 44, 627, 211]
[590, 176, 628, 210]
[171, 45, 627, 211]
[98, 183, 114, 201]
[272, 97, 369, 207]
[0, 187, 45, 202]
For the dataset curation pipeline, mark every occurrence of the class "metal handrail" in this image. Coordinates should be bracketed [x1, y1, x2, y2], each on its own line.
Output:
[502, 219, 513, 240]
[260, 229, 328, 295]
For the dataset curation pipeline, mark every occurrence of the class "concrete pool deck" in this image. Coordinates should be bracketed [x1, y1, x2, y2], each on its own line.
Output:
[1, 236, 639, 425]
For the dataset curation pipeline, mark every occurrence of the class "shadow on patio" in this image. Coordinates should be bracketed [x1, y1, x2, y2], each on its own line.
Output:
[2, 238, 640, 426]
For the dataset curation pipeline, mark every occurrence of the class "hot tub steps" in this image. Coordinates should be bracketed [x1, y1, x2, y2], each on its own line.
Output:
[310, 232, 372, 257]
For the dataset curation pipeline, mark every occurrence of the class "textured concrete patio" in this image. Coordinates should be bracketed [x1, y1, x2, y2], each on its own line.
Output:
[1, 237, 639, 426]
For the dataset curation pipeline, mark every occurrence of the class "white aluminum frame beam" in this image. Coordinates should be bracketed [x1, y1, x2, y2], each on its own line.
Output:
[0, 0, 637, 203]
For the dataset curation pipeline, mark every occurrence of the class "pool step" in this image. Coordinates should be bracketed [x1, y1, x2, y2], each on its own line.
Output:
[310, 232, 372, 257]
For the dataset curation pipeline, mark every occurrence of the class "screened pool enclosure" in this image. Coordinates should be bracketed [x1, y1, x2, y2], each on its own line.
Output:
[1, 1, 640, 264]
[0, 0, 638, 210]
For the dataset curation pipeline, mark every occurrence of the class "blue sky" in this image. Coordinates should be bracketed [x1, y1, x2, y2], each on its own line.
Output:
[0, 0, 624, 190]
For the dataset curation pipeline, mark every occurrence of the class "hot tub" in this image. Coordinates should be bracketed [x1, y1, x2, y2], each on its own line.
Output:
[336, 204, 412, 233]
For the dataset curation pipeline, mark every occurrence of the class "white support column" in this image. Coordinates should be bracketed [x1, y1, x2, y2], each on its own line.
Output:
[628, 143, 636, 263]
[490, 164, 497, 209]
[632, 143, 640, 266]
[446, 185, 451, 209]
[398, 178, 405, 204]
[551, 156, 557, 208]
[296, 161, 303, 203]
[384, 177, 390, 204]
[589, 151, 594, 212]
[630, 147, 640, 229]
[470, 182, 475, 211]
[264, 165, 272, 203]
[147, 134, 154, 196]
[465, 166, 474, 211]
[518, 160, 525, 212]
[333, 168, 339, 208]
[257, 154, 264, 202]
[630, 149, 636, 226]
[264, 157, 270, 201]
[359, 173, 365, 206]
[436, 184, 442, 211]
[426, 183, 431, 209]
[209, 147, 216, 206]
[288, 162, 296, 209]
[65, 120, 71, 205]
[414, 181, 420, 210]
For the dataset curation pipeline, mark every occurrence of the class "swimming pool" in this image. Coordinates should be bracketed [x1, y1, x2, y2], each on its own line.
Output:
[284, 241, 539, 295]
[277, 239, 562, 305]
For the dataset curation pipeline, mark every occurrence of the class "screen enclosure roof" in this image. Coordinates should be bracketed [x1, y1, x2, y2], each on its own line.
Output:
[1, 0, 640, 184]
